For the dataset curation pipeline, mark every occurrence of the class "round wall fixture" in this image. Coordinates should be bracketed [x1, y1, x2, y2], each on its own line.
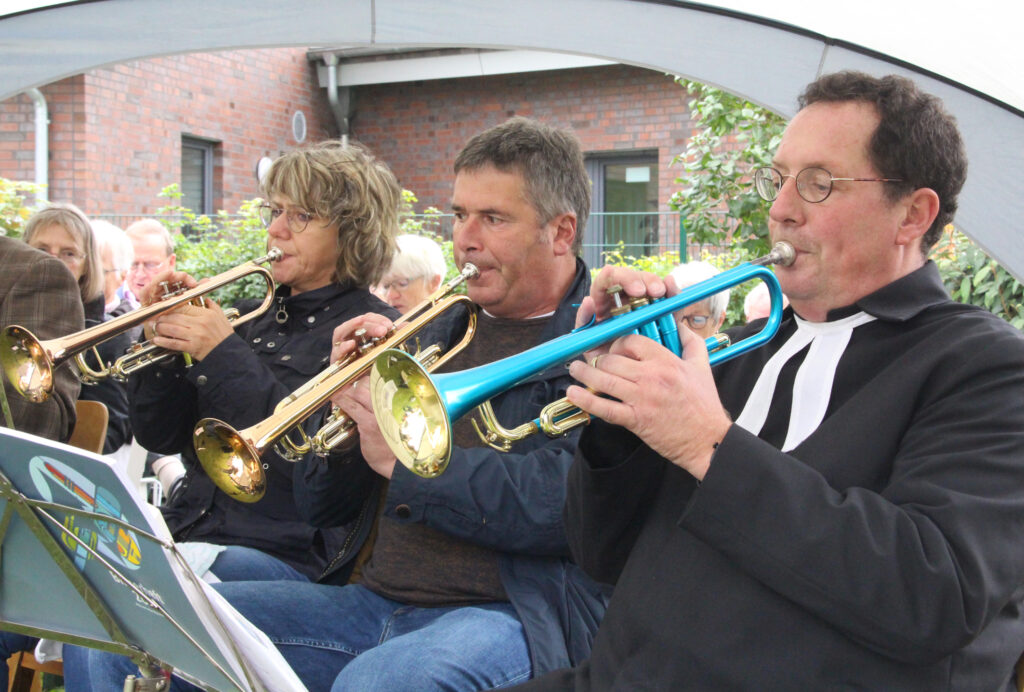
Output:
[292, 110, 307, 143]
[255, 156, 273, 183]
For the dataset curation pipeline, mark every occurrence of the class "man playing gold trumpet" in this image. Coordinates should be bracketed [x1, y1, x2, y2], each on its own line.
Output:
[517, 72, 1024, 690]
[79, 117, 602, 692]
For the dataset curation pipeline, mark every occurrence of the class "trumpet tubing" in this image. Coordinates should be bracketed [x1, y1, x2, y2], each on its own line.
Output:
[0, 249, 282, 403]
[192, 264, 480, 503]
[369, 242, 795, 475]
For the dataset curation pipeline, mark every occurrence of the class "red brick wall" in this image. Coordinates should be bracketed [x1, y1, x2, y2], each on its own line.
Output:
[2, 57, 696, 245]
[350, 64, 695, 218]
[0, 48, 335, 220]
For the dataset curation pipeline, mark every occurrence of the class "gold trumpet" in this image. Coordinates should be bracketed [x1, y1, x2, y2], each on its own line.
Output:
[0, 249, 282, 403]
[192, 263, 479, 503]
[370, 242, 795, 476]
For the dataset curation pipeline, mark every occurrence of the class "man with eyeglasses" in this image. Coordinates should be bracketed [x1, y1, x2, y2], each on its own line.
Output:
[123, 218, 176, 308]
[517, 71, 1024, 690]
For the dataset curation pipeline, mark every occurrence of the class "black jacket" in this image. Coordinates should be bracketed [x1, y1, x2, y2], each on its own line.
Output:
[128, 282, 395, 581]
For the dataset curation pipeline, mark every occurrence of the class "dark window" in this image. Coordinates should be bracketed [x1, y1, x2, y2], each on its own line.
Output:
[181, 136, 216, 215]
[584, 152, 659, 267]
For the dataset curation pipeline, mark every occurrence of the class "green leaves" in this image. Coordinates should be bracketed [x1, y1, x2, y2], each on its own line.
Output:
[669, 79, 786, 256]
[932, 229, 1024, 329]
[0, 178, 46, 238]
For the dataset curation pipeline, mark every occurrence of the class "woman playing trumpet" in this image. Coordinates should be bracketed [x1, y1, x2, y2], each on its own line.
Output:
[122, 141, 399, 583]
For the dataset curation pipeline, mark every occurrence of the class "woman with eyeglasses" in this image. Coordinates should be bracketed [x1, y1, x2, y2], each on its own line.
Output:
[23, 203, 133, 455]
[667, 259, 731, 339]
[377, 233, 448, 314]
[109, 140, 400, 586]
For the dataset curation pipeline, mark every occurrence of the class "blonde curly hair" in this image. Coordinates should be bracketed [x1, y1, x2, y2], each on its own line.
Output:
[262, 140, 400, 288]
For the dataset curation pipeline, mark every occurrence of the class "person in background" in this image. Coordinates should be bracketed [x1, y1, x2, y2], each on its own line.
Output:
[378, 233, 447, 314]
[743, 279, 788, 323]
[91, 219, 135, 320]
[667, 259, 730, 339]
[123, 218, 176, 308]
[23, 204, 131, 456]
[519, 71, 1024, 691]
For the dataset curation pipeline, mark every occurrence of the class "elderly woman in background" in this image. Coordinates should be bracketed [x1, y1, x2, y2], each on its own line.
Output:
[107, 140, 401, 585]
[378, 233, 447, 314]
[23, 204, 132, 455]
[90, 219, 136, 320]
[668, 259, 731, 339]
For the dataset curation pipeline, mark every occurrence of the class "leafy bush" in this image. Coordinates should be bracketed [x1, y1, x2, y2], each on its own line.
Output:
[669, 80, 786, 257]
[0, 178, 46, 238]
[932, 227, 1024, 328]
[157, 184, 270, 307]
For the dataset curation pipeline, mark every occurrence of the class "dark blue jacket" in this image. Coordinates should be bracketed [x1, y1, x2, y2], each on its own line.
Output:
[299, 258, 610, 675]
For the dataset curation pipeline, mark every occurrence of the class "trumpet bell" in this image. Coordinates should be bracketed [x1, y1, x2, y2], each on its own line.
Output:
[371, 350, 452, 478]
[0, 325, 54, 403]
[193, 419, 266, 502]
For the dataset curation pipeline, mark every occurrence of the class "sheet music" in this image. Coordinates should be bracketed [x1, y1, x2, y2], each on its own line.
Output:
[0, 427, 306, 692]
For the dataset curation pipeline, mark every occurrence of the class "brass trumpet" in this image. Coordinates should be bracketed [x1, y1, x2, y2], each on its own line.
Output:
[0, 249, 282, 403]
[369, 242, 795, 476]
[192, 263, 479, 503]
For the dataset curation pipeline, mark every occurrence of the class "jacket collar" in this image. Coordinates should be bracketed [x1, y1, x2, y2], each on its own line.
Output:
[815, 261, 951, 323]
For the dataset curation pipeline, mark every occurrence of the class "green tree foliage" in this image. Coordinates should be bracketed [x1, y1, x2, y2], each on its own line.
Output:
[669, 79, 786, 256]
[0, 178, 46, 238]
[933, 228, 1024, 329]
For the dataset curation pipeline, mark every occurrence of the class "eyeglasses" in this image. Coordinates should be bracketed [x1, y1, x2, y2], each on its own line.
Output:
[380, 277, 416, 293]
[128, 260, 166, 274]
[258, 204, 315, 234]
[680, 314, 710, 330]
[753, 166, 903, 204]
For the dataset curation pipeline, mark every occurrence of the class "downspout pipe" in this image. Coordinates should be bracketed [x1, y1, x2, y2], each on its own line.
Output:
[324, 54, 352, 145]
[26, 88, 48, 201]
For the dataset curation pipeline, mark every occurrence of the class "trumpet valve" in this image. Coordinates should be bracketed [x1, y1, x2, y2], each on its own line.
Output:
[607, 285, 631, 317]
[354, 328, 383, 355]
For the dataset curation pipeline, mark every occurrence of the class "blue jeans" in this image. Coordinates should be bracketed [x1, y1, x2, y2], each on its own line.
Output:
[206, 545, 310, 582]
[63, 583, 531, 692]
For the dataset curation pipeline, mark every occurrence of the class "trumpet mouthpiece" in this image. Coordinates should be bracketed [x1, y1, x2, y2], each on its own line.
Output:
[770, 241, 796, 267]
[752, 241, 796, 267]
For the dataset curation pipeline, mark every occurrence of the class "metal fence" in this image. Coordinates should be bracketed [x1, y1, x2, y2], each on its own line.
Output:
[91, 211, 716, 263]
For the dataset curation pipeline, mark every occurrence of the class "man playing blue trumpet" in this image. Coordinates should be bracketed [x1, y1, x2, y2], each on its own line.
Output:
[519, 71, 1024, 690]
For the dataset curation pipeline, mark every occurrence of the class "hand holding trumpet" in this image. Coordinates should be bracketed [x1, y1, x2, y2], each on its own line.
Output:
[567, 265, 732, 481]
[329, 314, 401, 480]
[140, 268, 235, 362]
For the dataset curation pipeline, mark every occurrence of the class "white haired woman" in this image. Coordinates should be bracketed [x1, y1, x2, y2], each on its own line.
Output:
[668, 259, 731, 339]
[378, 233, 447, 314]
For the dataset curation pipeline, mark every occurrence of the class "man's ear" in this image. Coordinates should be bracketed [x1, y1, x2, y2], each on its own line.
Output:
[428, 274, 443, 292]
[551, 213, 577, 256]
[168, 253, 177, 270]
[896, 188, 940, 247]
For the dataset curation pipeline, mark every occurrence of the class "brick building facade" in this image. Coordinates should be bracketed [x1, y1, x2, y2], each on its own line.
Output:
[1, 48, 696, 255]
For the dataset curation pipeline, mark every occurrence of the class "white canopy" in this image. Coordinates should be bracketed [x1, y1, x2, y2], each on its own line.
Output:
[2, 0, 1022, 276]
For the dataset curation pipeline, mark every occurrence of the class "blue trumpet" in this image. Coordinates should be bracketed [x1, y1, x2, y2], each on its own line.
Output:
[369, 242, 794, 477]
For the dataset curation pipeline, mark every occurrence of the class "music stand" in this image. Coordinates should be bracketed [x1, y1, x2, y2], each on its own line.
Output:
[0, 427, 306, 691]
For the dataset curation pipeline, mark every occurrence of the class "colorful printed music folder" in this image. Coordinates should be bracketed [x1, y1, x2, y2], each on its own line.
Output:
[0, 426, 305, 691]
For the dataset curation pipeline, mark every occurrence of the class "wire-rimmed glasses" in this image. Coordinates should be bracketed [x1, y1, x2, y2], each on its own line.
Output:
[257, 204, 315, 233]
[753, 166, 903, 203]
